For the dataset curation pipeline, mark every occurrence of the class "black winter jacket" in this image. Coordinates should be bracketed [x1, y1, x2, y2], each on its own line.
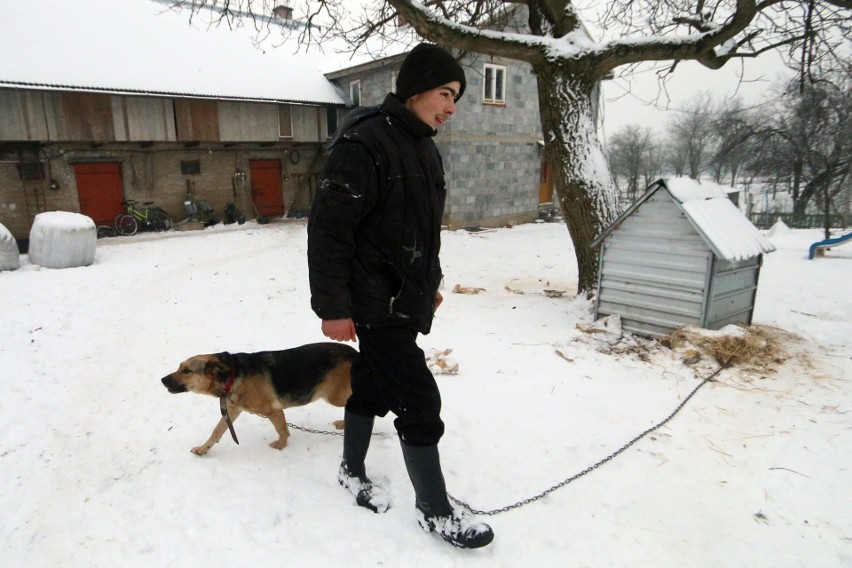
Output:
[307, 94, 446, 334]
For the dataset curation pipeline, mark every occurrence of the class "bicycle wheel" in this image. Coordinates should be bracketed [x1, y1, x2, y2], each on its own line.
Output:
[151, 209, 173, 232]
[115, 213, 138, 236]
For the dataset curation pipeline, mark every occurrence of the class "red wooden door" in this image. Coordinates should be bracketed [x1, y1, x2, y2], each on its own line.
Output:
[250, 159, 284, 217]
[75, 163, 124, 225]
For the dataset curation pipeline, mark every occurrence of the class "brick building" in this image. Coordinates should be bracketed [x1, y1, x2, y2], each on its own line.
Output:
[0, 0, 347, 247]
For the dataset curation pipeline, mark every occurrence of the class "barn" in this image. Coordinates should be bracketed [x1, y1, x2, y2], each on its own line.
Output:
[592, 178, 776, 338]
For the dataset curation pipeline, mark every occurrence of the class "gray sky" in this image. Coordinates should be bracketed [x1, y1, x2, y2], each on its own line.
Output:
[599, 51, 793, 143]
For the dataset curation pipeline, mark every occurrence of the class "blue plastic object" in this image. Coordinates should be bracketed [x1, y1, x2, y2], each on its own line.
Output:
[809, 231, 852, 259]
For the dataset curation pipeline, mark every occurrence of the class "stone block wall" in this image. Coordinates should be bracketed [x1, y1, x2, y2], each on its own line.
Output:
[331, 51, 544, 230]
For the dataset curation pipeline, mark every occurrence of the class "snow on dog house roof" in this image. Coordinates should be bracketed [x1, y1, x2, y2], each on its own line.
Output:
[594, 178, 776, 261]
[0, 0, 346, 106]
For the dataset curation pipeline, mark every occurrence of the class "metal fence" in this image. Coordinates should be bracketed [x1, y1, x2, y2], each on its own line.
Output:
[749, 212, 852, 230]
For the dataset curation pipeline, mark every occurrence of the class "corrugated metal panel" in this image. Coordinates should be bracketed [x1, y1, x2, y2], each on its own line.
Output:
[596, 191, 715, 337]
[680, 196, 776, 261]
[599, 283, 704, 319]
[704, 257, 761, 328]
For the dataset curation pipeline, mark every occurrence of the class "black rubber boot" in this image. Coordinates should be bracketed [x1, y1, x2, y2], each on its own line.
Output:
[400, 442, 494, 549]
[338, 411, 388, 513]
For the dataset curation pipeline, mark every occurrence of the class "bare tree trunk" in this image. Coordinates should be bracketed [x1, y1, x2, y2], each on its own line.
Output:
[535, 67, 620, 294]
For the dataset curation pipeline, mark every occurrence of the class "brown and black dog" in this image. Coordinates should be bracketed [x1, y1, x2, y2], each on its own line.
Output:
[161, 342, 357, 455]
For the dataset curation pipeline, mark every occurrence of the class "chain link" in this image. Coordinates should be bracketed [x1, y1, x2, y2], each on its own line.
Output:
[449, 366, 724, 516]
[288, 366, 723, 517]
[285, 422, 386, 437]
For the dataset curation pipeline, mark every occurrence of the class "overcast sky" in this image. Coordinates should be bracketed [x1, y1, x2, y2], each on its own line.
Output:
[136, 1, 801, 146]
[599, 51, 793, 143]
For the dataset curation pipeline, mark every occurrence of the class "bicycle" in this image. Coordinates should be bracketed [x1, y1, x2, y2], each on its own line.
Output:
[97, 225, 117, 239]
[114, 199, 173, 236]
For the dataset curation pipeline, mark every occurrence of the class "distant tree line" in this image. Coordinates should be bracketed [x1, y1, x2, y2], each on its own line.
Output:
[606, 69, 851, 230]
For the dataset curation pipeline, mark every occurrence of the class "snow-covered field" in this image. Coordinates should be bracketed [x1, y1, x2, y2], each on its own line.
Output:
[1, 220, 849, 567]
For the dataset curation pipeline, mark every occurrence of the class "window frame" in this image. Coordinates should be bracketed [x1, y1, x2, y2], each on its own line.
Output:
[180, 160, 201, 175]
[349, 80, 362, 107]
[278, 104, 293, 139]
[326, 107, 339, 138]
[482, 63, 507, 106]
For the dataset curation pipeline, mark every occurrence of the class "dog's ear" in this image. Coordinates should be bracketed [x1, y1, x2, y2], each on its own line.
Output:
[205, 353, 233, 383]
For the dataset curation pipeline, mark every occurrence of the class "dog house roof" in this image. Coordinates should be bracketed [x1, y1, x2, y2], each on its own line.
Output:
[593, 178, 776, 262]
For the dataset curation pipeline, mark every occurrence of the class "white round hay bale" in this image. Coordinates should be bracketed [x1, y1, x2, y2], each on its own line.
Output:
[28, 211, 96, 269]
[0, 222, 20, 271]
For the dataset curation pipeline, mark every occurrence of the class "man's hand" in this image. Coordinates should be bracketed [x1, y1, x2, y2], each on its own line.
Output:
[321, 318, 357, 342]
[435, 290, 443, 312]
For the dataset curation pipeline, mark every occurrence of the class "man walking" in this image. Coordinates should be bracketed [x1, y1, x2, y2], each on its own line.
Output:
[307, 43, 494, 549]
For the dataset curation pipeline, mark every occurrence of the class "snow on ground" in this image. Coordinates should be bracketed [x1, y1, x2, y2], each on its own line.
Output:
[1, 220, 850, 567]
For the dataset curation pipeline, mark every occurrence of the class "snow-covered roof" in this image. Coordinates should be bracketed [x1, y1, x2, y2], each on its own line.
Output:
[663, 178, 775, 260]
[0, 0, 346, 106]
[594, 177, 776, 261]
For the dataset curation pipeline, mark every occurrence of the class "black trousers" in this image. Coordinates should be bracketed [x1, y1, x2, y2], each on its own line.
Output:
[347, 325, 445, 446]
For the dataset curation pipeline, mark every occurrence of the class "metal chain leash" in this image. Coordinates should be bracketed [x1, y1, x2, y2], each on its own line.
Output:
[285, 422, 386, 438]
[286, 365, 723, 516]
[448, 366, 725, 516]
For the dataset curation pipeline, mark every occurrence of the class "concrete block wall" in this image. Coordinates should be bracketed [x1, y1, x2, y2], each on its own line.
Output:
[441, 140, 540, 228]
[331, 51, 544, 230]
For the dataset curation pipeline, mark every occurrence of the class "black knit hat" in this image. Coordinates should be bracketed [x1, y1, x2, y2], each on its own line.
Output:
[395, 43, 466, 102]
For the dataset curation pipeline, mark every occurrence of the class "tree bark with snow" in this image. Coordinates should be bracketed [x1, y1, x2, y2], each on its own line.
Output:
[181, 0, 851, 293]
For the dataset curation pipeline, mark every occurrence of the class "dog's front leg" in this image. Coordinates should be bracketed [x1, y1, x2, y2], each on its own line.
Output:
[192, 407, 243, 456]
[266, 410, 290, 450]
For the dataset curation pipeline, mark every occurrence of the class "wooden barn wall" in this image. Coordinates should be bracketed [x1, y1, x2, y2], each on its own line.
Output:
[0, 88, 337, 144]
[218, 101, 279, 142]
[596, 190, 714, 337]
[174, 99, 220, 141]
[113, 96, 176, 142]
[291, 105, 322, 142]
[61, 92, 115, 141]
[0, 87, 343, 241]
[0, 90, 49, 140]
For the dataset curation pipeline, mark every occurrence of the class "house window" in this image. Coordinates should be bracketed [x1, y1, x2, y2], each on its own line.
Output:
[349, 80, 362, 107]
[180, 160, 201, 175]
[483, 63, 506, 105]
[16, 162, 45, 180]
[279, 104, 293, 138]
[326, 107, 339, 138]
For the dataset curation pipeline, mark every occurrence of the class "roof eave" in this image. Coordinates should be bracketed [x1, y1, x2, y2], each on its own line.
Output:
[0, 80, 347, 107]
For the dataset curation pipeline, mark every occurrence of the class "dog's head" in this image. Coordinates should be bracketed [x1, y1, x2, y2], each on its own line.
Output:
[161, 353, 233, 396]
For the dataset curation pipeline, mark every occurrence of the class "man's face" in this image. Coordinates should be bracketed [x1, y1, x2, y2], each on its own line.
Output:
[405, 81, 462, 129]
